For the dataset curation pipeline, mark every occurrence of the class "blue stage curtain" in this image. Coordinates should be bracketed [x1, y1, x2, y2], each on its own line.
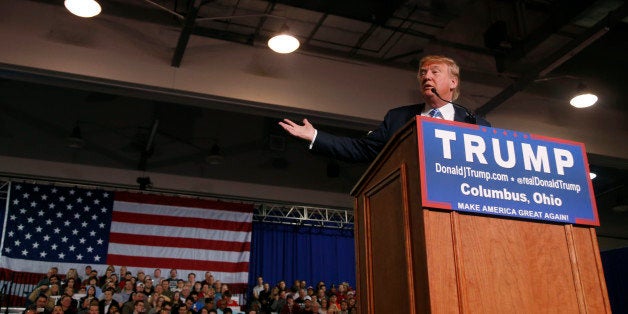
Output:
[247, 222, 355, 294]
[601, 247, 628, 313]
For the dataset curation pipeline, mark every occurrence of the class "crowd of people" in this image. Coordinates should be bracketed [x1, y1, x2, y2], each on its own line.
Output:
[24, 266, 358, 314]
[248, 277, 357, 314]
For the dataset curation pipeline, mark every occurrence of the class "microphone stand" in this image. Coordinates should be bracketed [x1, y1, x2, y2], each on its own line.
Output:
[430, 88, 477, 124]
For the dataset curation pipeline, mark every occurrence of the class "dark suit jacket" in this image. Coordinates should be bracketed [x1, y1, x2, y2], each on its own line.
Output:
[312, 103, 491, 162]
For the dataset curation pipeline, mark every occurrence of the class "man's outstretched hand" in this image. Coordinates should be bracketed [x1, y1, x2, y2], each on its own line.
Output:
[278, 118, 316, 142]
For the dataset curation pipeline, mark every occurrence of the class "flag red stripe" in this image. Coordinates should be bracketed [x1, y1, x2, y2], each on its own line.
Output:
[115, 192, 254, 213]
[105, 255, 249, 273]
[108, 233, 251, 252]
[111, 211, 252, 232]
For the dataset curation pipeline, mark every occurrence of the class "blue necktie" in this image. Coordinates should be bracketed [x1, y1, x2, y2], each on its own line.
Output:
[428, 109, 443, 119]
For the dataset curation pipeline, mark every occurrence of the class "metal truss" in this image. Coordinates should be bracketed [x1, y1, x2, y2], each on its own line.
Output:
[254, 204, 354, 230]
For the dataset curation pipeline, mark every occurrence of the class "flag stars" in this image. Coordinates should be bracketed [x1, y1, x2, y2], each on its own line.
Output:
[14, 240, 21, 246]
[98, 223, 105, 229]
[31, 201, 37, 207]
[61, 236, 68, 243]
[66, 204, 73, 210]
[64, 220, 71, 227]
[103, 192, 109, 198]
[17, 224, 24, 231]
[43, 235, 50, 241]
[100, 207, 108, 213]
[10, 215, 16, 221]
[49, 203, 55, 209]
[12, 199, 19, 205]
[72, 229, 79, 235]
[58, 253, 65, 259]
[56, 212, 63, 218]
[24, 233, 32, 240]
[20, 209, 27, 214]
[94, 255, 101, 262]
[69, 190, 75, 195]
[89, 230, 96, 237]
[76, 254, 83, 260]
[38, 210, 45, 216]
[32, 242, 39, 249]
[53, 228, 60, 234]
[74, 213, 81, 219]
[69, 245, 76, 252]
[59, 196, 65, 202]
[15, 185, 22, 190]
[84, 206, 90, 212]
[94, 199, 100, 205]
[91, 214, 98, 220]
[97, 239, 104, 245]
[41, 194, 48, 200]
[8, 231, 14, 237]
[5, 247, 11, 253]
[77, 198, 83, 204]
[22, 249, 28, 256]
[51, 244, 58, 250]
[79, 238, 86, 244]
[46, 219, 53, 225]
[35, 226, 43, 233]
[82, 222, 88, 228]
[33, 186, 39, 192]
[23, 193, 30, 199]
[51, 188, 57, 193]
[86, 246, 94, 253]
[40, 251, 47, 258]
[27, 217, 34, 223]
[86, 192, 92, 197]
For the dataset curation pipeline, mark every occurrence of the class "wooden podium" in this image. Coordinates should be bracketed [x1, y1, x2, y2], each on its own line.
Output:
[350, 119, 611, 313]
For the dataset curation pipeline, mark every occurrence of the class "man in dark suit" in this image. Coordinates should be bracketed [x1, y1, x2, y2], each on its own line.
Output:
[279, 55, 491, 162]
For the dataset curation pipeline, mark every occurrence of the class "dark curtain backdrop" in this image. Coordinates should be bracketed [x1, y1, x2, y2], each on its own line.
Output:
[601, 247, 628, 313]
[247, 222, 355, 294]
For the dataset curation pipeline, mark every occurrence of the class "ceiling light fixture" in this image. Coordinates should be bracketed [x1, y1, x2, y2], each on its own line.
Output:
[205, 144, 223, 165]
[570, 83, 598, 108]
[67, 123, 85, 149]
[64, 0, 102, 18]
[268, 24, 300, 54]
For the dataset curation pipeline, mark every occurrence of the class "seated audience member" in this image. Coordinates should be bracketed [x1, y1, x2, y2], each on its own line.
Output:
[34, 294, 52, 314]
[99, 289, 120, 314]
[59, 295, 78, 314]
[279, 295, 299, 314]
[132, 300, 147, 314]
[79, 286, 98, 313]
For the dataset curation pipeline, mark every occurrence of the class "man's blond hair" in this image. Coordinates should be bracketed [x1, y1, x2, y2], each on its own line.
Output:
[419, 55, 461, 100]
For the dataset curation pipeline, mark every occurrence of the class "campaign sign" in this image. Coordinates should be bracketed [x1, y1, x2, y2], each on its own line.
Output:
[416, 116, 599, 226]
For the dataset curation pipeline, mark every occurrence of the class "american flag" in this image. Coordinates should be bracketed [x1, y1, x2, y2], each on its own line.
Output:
[1, 182, 253, 292]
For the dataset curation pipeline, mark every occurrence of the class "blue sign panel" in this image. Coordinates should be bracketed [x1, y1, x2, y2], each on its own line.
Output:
[416, 116, 599, 226]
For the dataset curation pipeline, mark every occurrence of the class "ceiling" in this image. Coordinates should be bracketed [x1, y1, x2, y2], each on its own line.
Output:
[1, 0, 627, 249]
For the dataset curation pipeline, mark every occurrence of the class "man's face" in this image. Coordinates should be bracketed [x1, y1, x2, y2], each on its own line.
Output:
[105, 291, 113, 301]
[36, 297, 47, 308]
[134, 302, 145, 313]
[89, 305, 99, 314]
[170, 269, 177, 278]
[418, 62, 457, 104]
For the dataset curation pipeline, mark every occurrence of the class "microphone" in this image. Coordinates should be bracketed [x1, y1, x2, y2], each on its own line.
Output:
[430, 88, 477, 124]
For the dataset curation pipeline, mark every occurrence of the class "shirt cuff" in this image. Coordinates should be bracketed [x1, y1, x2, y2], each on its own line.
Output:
[308, 129, 318, 149]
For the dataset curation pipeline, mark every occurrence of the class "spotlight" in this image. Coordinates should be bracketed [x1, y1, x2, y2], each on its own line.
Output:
[268, 24, 300, 54]
[570, 83, 598, 108]
[64, 0, 102, 18]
